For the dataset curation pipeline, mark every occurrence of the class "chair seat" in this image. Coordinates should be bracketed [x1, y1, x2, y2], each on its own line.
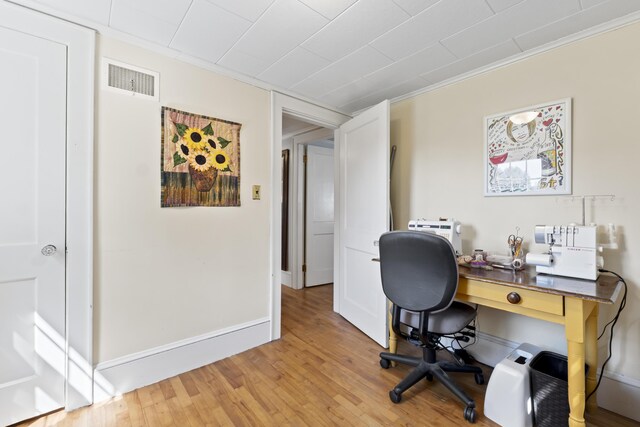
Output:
[399, 301, 476, 335]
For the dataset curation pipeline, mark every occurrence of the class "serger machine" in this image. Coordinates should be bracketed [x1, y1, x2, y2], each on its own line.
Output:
[408, 218, 462, 255]
[525, 225, 603, 280]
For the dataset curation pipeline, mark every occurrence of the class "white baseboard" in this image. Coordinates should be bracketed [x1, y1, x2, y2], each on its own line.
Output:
[281, 270, 292, 287]
[595, 370, 640, 422]
[93, 318, 271, 402]
[461, 331, 640, 422]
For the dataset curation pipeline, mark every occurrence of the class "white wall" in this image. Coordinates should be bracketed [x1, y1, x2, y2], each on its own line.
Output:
[391, 21, 640, 409]
[94, 35, 271, 364]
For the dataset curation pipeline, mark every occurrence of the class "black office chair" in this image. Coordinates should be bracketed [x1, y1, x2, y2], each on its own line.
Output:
[378, 231, 484, 423]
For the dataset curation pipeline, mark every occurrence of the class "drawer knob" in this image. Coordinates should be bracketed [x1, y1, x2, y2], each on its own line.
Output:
[507, 292, 521, 304]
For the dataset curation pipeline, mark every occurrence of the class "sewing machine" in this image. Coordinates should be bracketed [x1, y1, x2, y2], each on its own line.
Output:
[526, 225, 603, 280]
[408, 218, 462, 255]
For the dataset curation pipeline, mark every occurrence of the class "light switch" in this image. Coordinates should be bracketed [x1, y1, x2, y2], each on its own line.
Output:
[252, 185, 261, 200]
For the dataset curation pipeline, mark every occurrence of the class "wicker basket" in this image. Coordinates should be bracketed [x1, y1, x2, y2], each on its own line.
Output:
[530, 351, 588, 427]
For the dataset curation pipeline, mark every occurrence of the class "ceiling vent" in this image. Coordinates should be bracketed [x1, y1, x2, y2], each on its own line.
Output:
[102, 58, 159, 101]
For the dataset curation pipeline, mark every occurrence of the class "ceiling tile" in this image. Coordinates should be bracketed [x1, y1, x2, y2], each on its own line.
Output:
[170, 0, 252, 63]
[370, 0, 494, 61]
[339, 77, 428, 111]
[516, 0, 640, 51]
[258, 48, 330, 88]
[363, 43, 456, 87]
[214, 50, 271, 76]
[292, 46, 393, 98]
[421, 39, 521, 84]
[218, 0, 328, 75]
[289, 77, 330, 100]
[319, 78, 382, 106]
[442, 0, 581, 58]
[34, 0, 112, 24]
[110, 0, 191, 45]
[580, 0, 608, 8]
[339, 97, 378, 113]
[485, 0, 525, 13]
[298, 0, 357, 19]
[338, 95, 384, 112]
[204, 0, 274, 21]
[391, 0, 439, 16]
[302, 0, 410, 61]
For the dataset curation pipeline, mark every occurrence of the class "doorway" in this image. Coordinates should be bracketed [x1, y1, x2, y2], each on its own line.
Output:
[271, 93, 391, 348]
[270, 93, 350, 340]
[281, 116, 335, 290]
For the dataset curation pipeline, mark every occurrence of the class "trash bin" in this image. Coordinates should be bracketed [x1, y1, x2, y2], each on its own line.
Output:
[529, 351, 588, 427]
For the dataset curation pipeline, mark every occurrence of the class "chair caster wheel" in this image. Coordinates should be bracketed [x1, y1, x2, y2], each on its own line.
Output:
[389, 389, 402, 404]
[380, 358, 391, 369]
[425, 372, 433, 382]
[474, 373, 485, 385]
[464, 406, 477, 423]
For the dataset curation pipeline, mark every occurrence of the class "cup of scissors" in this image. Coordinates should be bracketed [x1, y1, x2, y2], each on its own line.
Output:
[508, 234, 523, 259]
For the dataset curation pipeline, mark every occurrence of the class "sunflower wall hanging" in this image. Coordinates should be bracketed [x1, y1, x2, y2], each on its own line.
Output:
[161, 107, 241, 207]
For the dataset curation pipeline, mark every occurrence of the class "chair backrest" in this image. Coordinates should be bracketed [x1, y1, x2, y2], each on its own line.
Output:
[379, 231, 459, 313]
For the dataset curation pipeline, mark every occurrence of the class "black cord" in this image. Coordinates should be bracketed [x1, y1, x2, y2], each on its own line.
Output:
[438, 318, 478, 354]
[586, 269, 628, 402]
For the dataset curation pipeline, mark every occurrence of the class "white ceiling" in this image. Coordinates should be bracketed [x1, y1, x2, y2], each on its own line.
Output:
[19, 0, 640, 113]
[282, 113, 319, 136]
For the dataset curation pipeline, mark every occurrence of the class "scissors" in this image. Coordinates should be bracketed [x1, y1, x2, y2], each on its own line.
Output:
[508, 230, 523, 258]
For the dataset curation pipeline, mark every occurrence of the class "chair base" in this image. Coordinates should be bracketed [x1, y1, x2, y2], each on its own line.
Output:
[380, 347, 484, 424]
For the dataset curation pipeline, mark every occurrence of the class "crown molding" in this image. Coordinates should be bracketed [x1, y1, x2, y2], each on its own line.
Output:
[5, 0, 350, 116]
[389, 10, 640, 106]
[8, 0, 640, 115]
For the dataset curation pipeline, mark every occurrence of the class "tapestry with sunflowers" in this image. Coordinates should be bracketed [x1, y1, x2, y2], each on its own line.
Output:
[161, 107, 241, 207]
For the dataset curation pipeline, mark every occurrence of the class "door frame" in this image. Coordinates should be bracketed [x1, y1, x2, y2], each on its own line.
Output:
[290, 127, 334, 290]
[270, 92, 349, 340]
[0, 1, 95, 411]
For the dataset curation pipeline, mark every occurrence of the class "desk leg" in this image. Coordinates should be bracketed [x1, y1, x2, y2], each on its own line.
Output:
[566, 340, 586, 427]
[566, 298, 587, 427]
[585, 305, 599, 412]
[388, 300, 397, 366]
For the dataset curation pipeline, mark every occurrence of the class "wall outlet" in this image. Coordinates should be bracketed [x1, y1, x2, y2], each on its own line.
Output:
[252, 185, 261, 200]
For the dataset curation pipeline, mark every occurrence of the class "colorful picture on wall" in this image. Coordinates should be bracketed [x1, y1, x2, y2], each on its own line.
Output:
[161, 107, 241, 207]
[484, 99, 571, 196]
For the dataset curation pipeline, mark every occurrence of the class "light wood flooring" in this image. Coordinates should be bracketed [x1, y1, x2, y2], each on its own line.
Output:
[17, 284, 636, 426]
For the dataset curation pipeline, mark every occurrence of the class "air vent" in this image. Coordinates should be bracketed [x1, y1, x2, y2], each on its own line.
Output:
[102, 58, 159, 101]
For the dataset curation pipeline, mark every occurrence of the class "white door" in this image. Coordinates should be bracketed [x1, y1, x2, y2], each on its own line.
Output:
[305, 145, 334, 287]
[337, 100, 389, 347]
[0, 25, 67, 425]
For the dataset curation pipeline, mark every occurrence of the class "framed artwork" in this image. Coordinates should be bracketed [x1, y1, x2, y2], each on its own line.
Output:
[161, 107, 241, 207]
[484, 98, 571, 196]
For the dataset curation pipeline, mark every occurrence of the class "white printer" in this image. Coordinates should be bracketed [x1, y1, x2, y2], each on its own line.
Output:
[408, 218, 462, 255]
[484, 343, 542, 427]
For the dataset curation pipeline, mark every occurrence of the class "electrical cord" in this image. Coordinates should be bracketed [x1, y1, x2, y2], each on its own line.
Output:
[440, 320, 478, 352]
[586, 268, 628, 402]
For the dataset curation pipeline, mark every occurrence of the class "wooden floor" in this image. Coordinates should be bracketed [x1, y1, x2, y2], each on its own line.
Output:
[18, 284, 636, 426]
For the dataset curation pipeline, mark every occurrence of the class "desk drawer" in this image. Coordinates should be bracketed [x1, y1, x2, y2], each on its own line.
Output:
[458, 279, 564, 317]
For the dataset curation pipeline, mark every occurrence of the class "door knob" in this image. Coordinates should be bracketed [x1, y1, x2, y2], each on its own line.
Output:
[41, 245, 57, 256]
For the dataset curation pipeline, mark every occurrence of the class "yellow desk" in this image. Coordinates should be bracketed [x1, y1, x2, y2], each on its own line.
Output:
[388, 267, 622, 427]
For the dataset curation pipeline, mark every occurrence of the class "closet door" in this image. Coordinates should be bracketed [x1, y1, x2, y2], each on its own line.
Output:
[0, 24, 67, 425]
